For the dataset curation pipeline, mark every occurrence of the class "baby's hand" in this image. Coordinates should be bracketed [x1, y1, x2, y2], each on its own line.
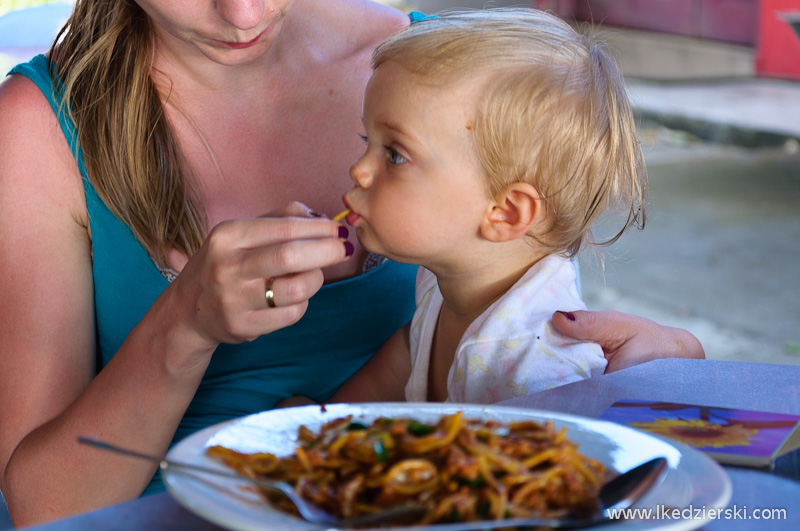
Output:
[275, 395, 317, 409]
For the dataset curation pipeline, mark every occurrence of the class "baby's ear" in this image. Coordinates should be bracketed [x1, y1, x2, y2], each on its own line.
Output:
[480, 182, 544, 243]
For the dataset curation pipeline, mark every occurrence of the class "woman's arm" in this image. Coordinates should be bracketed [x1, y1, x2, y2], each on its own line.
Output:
[0, 75, 351, 527]
[551, 310, 705, 373]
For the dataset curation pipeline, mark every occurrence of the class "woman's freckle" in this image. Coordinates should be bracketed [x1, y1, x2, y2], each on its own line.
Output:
[329, 89, 334, 96]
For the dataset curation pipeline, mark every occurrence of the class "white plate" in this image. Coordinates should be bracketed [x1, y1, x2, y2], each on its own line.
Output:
[164, 403, 732, 531]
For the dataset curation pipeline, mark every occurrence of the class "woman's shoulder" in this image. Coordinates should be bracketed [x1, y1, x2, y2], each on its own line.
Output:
[0, 72, 62, 171]
[0, 71, 87, 224]
[293, 0, 409, 59]
[329, 0, 411, 40]
[0, 69, 55, 129]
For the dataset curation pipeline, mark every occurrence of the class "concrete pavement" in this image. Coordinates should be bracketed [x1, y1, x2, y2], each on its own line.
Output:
[628, 78, 800, 147]
[579, 132, 800, 367]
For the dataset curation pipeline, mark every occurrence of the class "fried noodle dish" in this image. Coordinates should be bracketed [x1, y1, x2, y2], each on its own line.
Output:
[206, 411, 607, 526]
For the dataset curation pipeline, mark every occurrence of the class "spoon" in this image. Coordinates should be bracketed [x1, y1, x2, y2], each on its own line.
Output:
[78, 436, 666, 529]
[439, 456, 669, 530]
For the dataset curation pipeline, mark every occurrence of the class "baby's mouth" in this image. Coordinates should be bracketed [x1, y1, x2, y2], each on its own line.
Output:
[337, 194, 360, 226]
[345, 210, 361, 226]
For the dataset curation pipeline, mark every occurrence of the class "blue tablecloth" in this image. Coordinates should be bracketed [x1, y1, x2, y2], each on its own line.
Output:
[500, 358, 800, 530]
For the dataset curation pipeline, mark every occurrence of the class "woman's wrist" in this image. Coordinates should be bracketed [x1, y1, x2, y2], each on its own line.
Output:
[134, 282, 219, 379]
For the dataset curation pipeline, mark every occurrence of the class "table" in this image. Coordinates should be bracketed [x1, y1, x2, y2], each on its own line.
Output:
[501, 358, 800, 530]
[22, 359, 800, 530]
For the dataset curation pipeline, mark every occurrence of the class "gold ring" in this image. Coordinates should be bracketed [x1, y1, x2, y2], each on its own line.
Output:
[265, 277, 277, 308]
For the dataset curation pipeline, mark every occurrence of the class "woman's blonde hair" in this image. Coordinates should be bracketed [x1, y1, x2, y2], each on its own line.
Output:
[51, 0, 206, 265]
[373, 8, 645, 257]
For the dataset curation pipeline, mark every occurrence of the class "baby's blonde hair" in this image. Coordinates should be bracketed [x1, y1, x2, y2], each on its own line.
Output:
[373, 8, 645, 257]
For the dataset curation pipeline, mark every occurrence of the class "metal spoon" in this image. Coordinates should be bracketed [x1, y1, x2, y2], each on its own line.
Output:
[79, 436, 666, 529]
[437, 456, 669, 530]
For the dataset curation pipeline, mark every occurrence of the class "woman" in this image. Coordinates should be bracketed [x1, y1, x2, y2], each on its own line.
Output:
[0, 0, 702, 526]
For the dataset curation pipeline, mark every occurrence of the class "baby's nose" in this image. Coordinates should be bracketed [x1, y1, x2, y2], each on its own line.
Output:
[349, 157, 373, 189]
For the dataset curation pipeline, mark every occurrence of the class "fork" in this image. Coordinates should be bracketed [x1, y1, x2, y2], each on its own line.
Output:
[77, 437, 424, 527]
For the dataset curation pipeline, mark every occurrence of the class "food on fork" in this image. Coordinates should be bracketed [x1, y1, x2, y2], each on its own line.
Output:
[206, 411, 607, 526]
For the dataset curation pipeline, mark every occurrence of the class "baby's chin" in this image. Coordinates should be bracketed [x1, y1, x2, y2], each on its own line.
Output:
[357, 238, 414, 267]
[353, 227, 428, 268]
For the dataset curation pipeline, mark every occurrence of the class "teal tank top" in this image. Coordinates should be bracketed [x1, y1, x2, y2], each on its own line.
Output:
[9, 55, 417, 495]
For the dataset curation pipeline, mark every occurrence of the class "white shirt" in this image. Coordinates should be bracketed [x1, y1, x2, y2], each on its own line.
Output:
[404, 255, 606, 403]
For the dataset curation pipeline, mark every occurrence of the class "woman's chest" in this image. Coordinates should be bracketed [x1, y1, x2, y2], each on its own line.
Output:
[162, 60, 372, 278]
[180, 100, 363, 225]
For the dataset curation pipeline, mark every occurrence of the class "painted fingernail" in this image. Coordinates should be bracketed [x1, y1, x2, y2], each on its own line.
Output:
[310, 211, 326, 217]
[557, 311, 576, 321]
[338, 226, 349, 239]
[344, 241, 355, 257]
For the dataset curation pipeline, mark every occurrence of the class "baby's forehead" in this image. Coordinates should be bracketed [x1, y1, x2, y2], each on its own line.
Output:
[372, 59, 492, 94]
[366, 65, 482, 134]
[372, 64, 488, 118]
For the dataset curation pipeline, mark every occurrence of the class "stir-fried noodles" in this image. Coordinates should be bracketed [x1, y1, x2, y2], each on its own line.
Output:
[206, 411, 606, 525]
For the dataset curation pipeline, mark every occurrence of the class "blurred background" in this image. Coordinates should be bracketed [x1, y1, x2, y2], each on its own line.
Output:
[1, 0, 799, 528]
[0, 0, 71, 73]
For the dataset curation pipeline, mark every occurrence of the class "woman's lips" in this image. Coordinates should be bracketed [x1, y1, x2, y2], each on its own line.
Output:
[213, 27, 269, 49]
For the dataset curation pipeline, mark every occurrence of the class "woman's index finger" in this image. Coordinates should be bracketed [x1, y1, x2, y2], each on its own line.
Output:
[232, 216, 347, 249]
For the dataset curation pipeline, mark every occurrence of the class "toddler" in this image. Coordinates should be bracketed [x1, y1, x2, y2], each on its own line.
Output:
[333, 8, 645, 404]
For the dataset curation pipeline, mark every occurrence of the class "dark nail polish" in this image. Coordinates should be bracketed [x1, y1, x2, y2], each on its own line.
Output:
[309, 211, 326, 217]
[558, 311, 576, 321]
[338, 226, 349, 239]
[344, 241, 355, 257]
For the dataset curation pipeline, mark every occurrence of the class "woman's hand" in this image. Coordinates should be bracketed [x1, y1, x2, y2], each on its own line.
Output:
[164, 202, 352, 356]
[552, 310, 705, 373]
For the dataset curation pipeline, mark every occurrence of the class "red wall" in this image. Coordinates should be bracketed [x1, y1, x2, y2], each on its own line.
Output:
[533, 0, 758, 44]
[756, 0, 800, 79]
[533, 0, 800, 80]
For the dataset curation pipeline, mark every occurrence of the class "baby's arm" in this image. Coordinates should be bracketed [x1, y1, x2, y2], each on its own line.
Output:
[329, 323, 412, 403]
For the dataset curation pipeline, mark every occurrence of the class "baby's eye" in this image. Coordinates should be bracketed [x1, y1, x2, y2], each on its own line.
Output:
[388, 147, 408, 165]
[357, 133, 368, 144]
